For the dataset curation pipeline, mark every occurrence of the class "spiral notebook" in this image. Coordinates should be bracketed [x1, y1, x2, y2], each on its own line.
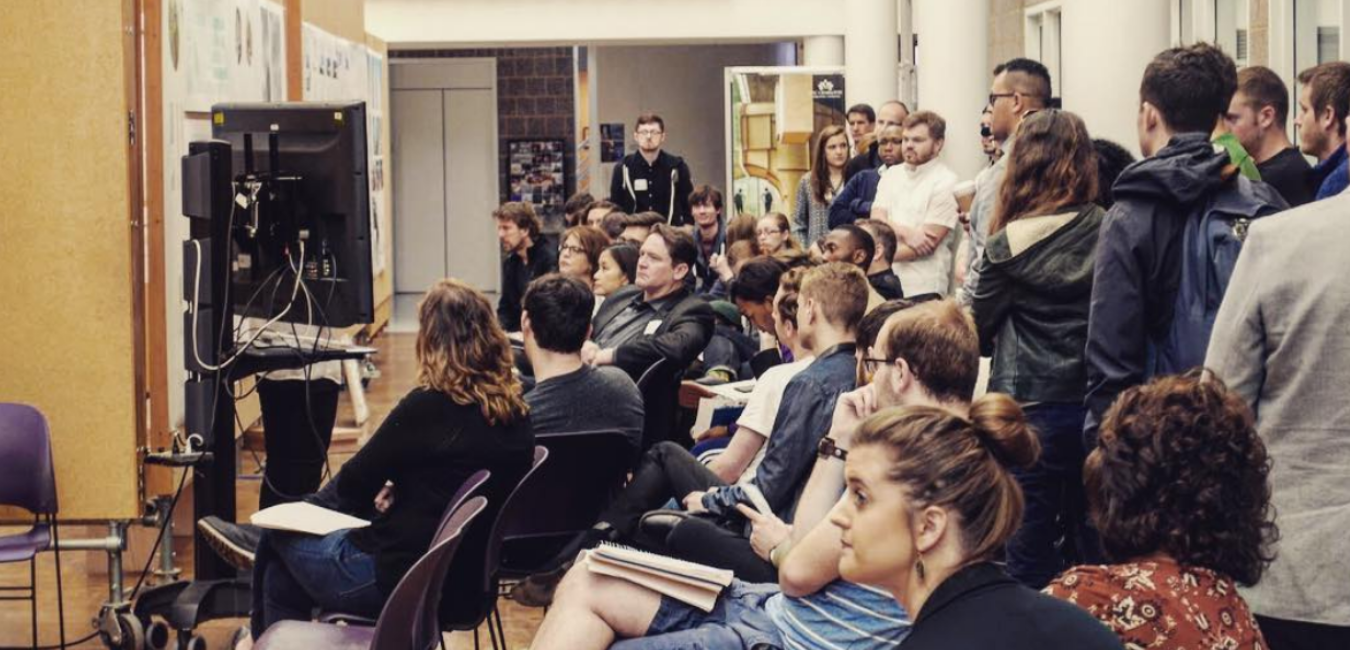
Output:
[584, 543, 735, 612]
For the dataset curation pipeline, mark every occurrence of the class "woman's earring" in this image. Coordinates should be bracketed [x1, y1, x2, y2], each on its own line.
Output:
[916, 549, 927, 583]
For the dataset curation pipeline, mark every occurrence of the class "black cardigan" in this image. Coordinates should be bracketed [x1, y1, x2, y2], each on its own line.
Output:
[901, 562, 1124, 650]
[342, 388, 534, 600]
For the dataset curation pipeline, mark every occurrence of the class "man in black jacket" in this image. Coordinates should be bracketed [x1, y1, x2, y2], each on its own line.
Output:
[1084, 43, 1286, 445]
[495, 201, 557, 332]
[584, 224, 714, 446]
[609, 113, 695, 226]
[842, 100, 909, 183]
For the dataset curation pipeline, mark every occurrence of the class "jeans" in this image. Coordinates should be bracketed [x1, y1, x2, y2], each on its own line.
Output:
[703, 326, 758, 379]
[600, 442, 726, 539]
[665, 515, 777, 583]
[258, 379, 340, 509]
[249, 529, 384, 639]
[610, 581, 783, 650]
[1005, 402, 1102, 588]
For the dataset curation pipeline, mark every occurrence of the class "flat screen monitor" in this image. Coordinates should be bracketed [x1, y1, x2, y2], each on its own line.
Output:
[211, 101, 373, 328]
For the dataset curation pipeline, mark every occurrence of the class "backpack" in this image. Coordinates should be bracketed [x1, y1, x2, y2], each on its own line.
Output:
[1154, 175, 1287, 375]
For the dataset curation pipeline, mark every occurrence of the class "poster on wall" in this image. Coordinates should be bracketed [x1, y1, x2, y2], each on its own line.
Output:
[600, 123, 625, 163]
[176, 0, 280, 111]
[507, 139, 568, 233]
[366, 49, 387, 275]
[724, 67, 847, 221]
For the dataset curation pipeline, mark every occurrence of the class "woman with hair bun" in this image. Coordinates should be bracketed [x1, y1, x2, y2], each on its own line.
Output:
[830, 394, 1124, 650]
[1046, 372, 1276, 649]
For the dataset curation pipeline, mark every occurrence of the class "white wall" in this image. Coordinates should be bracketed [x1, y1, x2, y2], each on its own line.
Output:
[594, 44, 782, 201]
[1062, 0, 1172, 156]
[914, 0, 989, 182]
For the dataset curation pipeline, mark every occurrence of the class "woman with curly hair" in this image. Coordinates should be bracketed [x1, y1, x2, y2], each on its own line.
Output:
[1046, 371, 1278, 649]
[245, 279, 535, 642]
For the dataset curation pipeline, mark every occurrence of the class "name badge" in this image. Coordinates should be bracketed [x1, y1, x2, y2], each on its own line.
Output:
[644, 320, 663, 335]
[634, 178, 650, 192]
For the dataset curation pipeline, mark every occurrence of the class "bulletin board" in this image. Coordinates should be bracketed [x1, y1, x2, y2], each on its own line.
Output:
[0, 0, 143, 520]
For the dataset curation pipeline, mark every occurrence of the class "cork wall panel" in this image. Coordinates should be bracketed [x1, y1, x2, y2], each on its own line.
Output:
[990, 0, 1029, 71]
[302, 0, 366, 44]
[0, 0, 140, 519]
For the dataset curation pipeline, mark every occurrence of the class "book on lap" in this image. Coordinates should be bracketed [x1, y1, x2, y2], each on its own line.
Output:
[249, 502, 371, 536]
[584, 543, 734, 612]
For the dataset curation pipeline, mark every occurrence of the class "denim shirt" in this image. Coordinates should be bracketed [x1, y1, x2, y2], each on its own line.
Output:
[702, 343, 858, 521]
[1313, 144, 1348, 201]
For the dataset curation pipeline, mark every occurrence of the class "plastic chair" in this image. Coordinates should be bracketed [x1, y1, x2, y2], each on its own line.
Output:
[253, 496, 489, 650]
[0, 403, 66, 650]
[497, 431, 634, 576]
[635, 358, 688, 451]
[441, 446, 549, 650]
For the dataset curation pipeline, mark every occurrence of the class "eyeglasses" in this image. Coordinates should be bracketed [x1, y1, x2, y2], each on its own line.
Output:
[988, 92, 1016, 106]
[560, 244, 586, 256]
[636, 129, 664, 138]
[756, 228, 785, 236]
[860, 357, 892, 375]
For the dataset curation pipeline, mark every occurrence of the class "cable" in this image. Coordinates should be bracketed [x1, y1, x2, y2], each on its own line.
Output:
[190, 239, 305, 371]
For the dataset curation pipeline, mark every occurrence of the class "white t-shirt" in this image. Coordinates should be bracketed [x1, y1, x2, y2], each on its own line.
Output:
[734, 357, 814, 486]
[875, 158, 961, 296]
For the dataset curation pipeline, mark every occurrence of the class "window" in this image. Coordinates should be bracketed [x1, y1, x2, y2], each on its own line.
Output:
[1295, 0, 1342, 71]
[1215, 0, 1251, 66]
[1024, 2, 1063, 96]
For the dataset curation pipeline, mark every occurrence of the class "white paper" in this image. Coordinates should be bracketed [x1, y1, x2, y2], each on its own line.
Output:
[250, 502, 371, 536]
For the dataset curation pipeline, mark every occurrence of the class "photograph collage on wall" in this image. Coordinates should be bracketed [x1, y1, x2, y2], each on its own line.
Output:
[508, 139, 568, 232]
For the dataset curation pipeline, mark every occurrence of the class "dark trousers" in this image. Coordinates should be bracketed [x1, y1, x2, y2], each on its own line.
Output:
[1005, 402, 1102, 588]
[1257, 615, 1350, 650]
[665, 515, 777, 583]
[258, 378, 340, 509]
[702, 326, 758, 379]
[599, 442, 725, 539]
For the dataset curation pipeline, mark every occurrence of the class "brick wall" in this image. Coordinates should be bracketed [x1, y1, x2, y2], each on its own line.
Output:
[389, 47, 576, 227]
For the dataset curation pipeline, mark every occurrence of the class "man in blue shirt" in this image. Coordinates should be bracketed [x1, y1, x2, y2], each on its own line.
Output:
[1295, 62, 1350, 200]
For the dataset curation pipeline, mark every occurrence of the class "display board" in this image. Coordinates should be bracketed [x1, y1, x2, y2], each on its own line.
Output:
[724, 66, 847, 221]
[1, 0, 142, 520]
[507, 139, 569, 232]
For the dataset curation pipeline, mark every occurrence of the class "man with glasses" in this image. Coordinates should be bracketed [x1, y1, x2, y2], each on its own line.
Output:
[609, 113, 695, 226]
[828, 124, 904, 229]
[957, 58, 1051, 307]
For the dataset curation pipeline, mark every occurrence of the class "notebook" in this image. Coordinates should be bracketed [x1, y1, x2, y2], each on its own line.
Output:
[249, 502, 371, 536]
[584, 543, 734, 612]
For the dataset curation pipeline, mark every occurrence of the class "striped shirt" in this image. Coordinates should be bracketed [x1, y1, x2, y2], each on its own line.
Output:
[766, 580, 911, 650]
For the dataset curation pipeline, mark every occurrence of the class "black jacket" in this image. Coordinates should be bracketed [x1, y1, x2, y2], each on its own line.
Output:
[609, 150, 694, 227]
[843, 141, 882, 184]
[1084, 134, 1286, 443]
[973, 204, 1105, 403]
[901, 562, 1124, 650]
[497, 239, 557, 332]
[592, 284, 714, 447]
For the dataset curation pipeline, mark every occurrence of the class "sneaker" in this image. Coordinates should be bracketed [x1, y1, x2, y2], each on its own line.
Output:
[197, 516, 262, 571]
[695, 367, 736, 386]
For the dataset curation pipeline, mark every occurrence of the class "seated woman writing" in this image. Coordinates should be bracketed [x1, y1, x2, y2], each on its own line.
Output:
[244, 279, 534, 643]
[831, 396, 1125, 650]
[1045, 372, 1276, 649]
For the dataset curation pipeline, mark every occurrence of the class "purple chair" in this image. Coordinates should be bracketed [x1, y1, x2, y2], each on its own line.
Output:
[0, 403, 66, 650]
[442, 446, 549, 650]
[253, 496, 489, 650]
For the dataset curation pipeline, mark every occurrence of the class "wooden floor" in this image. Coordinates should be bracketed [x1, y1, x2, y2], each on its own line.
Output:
[0, 332, 547, 649]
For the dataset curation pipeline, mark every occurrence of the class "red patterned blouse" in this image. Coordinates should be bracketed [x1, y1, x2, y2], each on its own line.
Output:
[1044, 559, 1267, 650]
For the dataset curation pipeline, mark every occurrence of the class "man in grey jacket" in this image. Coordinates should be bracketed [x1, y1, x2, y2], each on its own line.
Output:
[1206, 190, 1350, 650]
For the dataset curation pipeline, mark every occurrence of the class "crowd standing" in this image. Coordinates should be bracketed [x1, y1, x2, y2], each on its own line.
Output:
[221, 43, 1350, 650]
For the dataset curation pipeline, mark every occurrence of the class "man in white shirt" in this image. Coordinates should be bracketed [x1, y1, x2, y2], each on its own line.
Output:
[871, 111, 960, 296]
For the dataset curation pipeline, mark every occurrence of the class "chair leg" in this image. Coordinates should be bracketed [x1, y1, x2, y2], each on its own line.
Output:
[473, 626, 480, 650]
[51, 516, 66, 650]
[493, 604, 506, 650]
[486, 619, 497, 650]
[29, 557, 37, 650]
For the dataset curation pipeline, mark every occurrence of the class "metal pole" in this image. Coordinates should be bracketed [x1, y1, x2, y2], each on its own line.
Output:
[107, 521, 129, 607]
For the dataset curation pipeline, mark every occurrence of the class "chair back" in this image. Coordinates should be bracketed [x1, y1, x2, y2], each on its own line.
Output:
[0, 403, 58, 514]
[635, 358, 667, 392]
[370, 496, 488, 650]
[636, 358, 686, 450]
[482, 446, 549, 588]
[431, 469, 490, 543]
[497, 431, 632, 572]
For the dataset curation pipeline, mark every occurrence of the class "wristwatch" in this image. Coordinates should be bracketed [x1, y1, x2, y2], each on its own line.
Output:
[817, 436, 848, 461]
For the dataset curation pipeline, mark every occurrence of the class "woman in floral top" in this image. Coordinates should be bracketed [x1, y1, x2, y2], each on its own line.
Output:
[1045, 372, 1278, 649]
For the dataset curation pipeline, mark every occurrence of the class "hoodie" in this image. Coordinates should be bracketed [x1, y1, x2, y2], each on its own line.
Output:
[1083, 133, 1287, 444]
[973, 204, 1105, 403]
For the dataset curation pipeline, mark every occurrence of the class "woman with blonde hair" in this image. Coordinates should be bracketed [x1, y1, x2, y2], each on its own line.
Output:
[244, 279, 535, 642]
[970, 108, 1106, 588]
[756, 212, 803, 256]
[793, 125, 851, 247]
[831, 396, 1122, 649]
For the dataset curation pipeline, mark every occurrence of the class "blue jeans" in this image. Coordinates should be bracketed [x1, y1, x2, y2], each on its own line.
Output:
[249, 529, 384, 639]
[1004, 402, 1103, 589]
[610, 581, 783, 650]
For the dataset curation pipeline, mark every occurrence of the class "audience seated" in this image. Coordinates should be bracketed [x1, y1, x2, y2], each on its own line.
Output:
[558, 225, 609, 291]
[833, 396, 1123, 650]
[245, 280, 534, 640]
[817, 224, 886, 310]
[1046, 372, 1275, 649]
[585, 199, 621, 229]
[564, 191, 597, 227]
[755, 212, 802, 256]
[496, 202, 558, 333]
[689, 184, 727, 294]
[618, 211, 665, 247]
[522, 275, 644, 451]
